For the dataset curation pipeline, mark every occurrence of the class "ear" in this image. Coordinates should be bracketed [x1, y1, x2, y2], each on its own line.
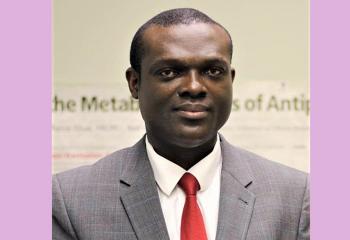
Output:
[126, 67, 140, 99]
[231, 68, 235, 83]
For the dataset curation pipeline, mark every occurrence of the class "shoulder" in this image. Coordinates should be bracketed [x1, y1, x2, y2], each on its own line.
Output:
[220, 137, 309, 238]
[53, 137, 146, 200]
[54, 146, 129, 187]
[220, 136, 308, 195]
[52, 140, 146, 239]
[237, 145, 307, 182]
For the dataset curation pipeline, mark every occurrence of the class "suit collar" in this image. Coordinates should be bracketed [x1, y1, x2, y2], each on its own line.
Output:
[119, 136, 149, 186]
[219, 134, 254, 188]
[119, 136, 170, 240]
[215, 134, 256, 240]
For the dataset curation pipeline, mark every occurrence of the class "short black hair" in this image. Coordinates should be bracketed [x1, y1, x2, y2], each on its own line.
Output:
[130, 8, 233, 73]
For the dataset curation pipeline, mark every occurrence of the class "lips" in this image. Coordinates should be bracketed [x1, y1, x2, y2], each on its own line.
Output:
[173, 103, 210, 119]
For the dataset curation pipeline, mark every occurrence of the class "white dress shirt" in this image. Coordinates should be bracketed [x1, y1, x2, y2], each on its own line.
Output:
[145, 135, 222, 240]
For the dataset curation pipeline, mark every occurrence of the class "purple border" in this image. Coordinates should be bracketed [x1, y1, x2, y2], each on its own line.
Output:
[311, 0, 350, 238]
[1, 0, 348, 238]
[0, 0, 51, 238]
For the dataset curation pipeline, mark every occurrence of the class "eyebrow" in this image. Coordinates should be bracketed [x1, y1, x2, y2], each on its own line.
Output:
[148, 57, 230, 73]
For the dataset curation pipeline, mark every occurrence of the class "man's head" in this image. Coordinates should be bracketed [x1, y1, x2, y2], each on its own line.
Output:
[126, 8, 235, 163]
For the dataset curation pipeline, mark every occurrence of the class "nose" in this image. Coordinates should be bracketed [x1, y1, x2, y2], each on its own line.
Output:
[177, 70, 207, 99]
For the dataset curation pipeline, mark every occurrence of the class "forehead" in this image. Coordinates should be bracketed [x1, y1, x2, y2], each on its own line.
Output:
[141, 23, 232, 66]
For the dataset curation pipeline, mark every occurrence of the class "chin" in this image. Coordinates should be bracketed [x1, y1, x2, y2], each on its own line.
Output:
[171, 131, 216, 148]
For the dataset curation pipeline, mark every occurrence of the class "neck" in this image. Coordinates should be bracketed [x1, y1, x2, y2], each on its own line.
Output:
[147, 134, 217, 170]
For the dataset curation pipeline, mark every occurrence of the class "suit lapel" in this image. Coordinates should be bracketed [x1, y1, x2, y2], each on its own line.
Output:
[119, 138, 170, 240]
[215, 136, 256, 240]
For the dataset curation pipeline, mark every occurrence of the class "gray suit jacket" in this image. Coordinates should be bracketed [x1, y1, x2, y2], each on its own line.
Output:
[53, 136, 309, 240]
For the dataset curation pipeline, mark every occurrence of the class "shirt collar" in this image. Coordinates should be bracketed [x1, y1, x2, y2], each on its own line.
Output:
[146, 135, 222, 196]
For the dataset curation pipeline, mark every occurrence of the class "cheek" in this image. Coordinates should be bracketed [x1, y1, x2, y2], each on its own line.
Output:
[213, 85, 233, 118]
[138, 86, 175, 119]
[213, 83, 232, 103]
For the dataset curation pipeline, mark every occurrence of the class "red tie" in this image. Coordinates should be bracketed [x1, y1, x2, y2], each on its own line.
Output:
[178, 173, 208, 240]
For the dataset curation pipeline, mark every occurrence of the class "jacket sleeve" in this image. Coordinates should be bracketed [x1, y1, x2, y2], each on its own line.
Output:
[297, 176, 310, 240]
[52, 175, 78, 240]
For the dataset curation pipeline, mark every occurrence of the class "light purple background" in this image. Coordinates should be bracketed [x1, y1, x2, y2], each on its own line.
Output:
[0, 0, 52, 239]
[0, 0, 349, 238]
[311, 0, 350, 239]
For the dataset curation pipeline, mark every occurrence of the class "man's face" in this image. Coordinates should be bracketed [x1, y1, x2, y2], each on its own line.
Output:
[128, 23, 234, 149]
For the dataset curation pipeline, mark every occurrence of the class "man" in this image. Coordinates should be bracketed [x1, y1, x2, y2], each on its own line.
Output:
[53, 8, 309, 240]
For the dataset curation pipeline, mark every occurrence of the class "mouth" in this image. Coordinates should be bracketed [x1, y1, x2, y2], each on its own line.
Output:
[173, 103, 210, 120]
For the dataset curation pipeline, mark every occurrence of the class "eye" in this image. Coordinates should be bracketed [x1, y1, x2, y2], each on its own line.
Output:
[158, 69, 178, 79]
[204, 67, 224, 77]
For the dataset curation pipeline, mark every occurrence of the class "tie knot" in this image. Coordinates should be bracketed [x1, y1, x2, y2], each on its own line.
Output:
[179, 173, 200, 196]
